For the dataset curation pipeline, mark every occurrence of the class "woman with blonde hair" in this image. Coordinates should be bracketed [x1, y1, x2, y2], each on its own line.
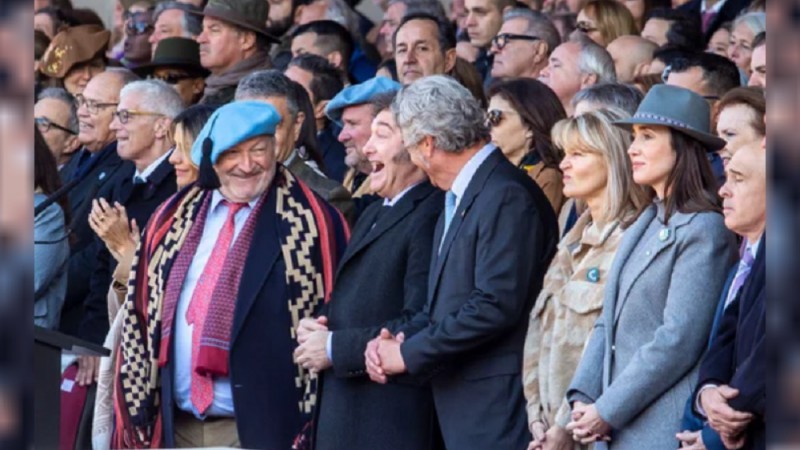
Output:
[575, 0, 639, 47]
[524, 109, 650, 450]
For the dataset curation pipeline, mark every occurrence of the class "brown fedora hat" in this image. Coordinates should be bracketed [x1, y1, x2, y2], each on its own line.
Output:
[191, 0, 280, 43]
[39, 25, 110, 78]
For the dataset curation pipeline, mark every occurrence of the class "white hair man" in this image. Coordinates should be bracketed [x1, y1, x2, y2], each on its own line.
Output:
[490, 8, 561, 80]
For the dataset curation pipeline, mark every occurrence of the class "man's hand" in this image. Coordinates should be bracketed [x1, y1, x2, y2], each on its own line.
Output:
[676, 430, 706, 449]
[700, 385, 753, 437]
[364, 333, 385, 383]
[293, 329, 331, 373]
[529, 420, 547, 446]
[75, 355, 100, 386]
[296, 316, 328, 344]
[375, 329, 406, 376]
[541, 425, 574, 450]
[566, 403, 612, 445]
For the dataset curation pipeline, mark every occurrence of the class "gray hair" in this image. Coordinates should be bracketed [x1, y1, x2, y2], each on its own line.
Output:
[392, 75, 490, 153]
[37, 87, 79, 133]
[106, 67, 141, 86]
[733, 11, 766, 37]
[571, 83, 643, 117]
[235, 70, 299, 118]
[389, 0, 447, 20]
[153, 1, 202, 37]
[571, 33, 617, 83]
[503, 8, 561, 55]
[119, 80, 184, 118]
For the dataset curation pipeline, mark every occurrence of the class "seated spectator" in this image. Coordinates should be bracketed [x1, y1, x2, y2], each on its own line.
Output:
[727, 12, 766, 80]
[640, 7, 701, 50]
[706, 21, 732, 57]
[291, 20, 355, 83]
[575, 0, 638, 48]
[490, 7, 561, 80]
[167, 104, 215, 188]
[393, 13, 457, 86]
[571, 82, 644, 116]
[524, 109, 649, 450]
[147, 1, 202, 54]
[134, 37, 209, 106]
[38, 25, 110, 95]
[714, 86, 765, 166]
[539, 33, 616, 116]
[34, 127, 70, 330]
[487, 78, 567, 213]
[35, 87, 81, 171]
[606, 34, 657, 83]
[119, 0, 157, 69]
[748, 32, 765, 88]
[377, 0, 448, 59]
[464, 0, 515, 82]
[665, 52, 740, 103]
[643, 45, 694, 76]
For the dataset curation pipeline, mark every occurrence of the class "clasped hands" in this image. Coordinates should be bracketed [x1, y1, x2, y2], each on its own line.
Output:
[293, 316, 332, 373]
[564, 401, 612, 445]
[364, 328, 407, 384]
[687, 385, 753, 449]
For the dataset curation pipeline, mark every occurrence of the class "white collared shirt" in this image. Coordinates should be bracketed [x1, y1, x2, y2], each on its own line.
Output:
[382, 182, 421, 207]
[173, 190, 258, 418]
[701, 0, 727, 13]
[447, 143, 496, 212]
[133, 149, 172, 182]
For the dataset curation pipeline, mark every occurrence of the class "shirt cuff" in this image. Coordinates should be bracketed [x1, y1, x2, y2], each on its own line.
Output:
[326, 332, 333, 363]
[696, 384, 718, 418]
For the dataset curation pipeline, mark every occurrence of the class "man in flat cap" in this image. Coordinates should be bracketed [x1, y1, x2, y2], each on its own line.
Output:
[193, 0, 279, 104]
[111, 101, 350, 449]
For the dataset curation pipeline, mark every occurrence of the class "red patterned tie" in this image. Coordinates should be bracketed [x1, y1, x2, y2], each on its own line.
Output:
[185, 200, 246, 414]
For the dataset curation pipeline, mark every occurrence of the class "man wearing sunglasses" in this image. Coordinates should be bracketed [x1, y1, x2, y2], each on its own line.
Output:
[35, 87, 81, 171]
[464, 0, 514, 81]
[120, 0, 157, 69]
[489, 8, 560, 80]
[136, 37, 209, 106]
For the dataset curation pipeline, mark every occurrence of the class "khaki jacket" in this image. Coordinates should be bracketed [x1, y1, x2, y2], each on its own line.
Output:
[524, 162, 565, 216]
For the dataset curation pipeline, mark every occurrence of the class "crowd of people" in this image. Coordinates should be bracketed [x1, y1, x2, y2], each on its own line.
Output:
[31, 0, 766, 449]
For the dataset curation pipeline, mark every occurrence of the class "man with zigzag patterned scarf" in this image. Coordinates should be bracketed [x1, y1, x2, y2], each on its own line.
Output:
[110, 100, 350, 449]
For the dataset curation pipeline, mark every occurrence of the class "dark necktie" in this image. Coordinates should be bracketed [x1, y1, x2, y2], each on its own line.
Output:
[133, 176, 147, 185]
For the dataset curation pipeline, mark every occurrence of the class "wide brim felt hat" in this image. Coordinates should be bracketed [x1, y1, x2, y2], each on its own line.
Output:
[39, 25, 111, 78]
[133, 37, 210, 77]
[613, 84, 726, 151]
[189, 0, 280, 44]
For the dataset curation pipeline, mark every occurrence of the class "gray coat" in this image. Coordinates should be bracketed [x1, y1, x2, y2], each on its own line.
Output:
[567, 204, 737, 450]
[34, 193, 69, 329]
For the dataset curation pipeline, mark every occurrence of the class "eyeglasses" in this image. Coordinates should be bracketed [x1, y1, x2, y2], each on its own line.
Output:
[486, 109, 504, 127]
[35, 116, 77, 135]
[575, 21, 598, 33]
[126, 19, 153, 35]
[148, 73, 196, 85]
[113, 109, 163, 124]
[75, 94, 118, 115]
[491, 33, 541, 50]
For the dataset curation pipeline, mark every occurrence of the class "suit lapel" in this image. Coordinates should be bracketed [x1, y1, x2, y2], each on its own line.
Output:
[230, 186, 281, 345]
[429, 150, 502, 301]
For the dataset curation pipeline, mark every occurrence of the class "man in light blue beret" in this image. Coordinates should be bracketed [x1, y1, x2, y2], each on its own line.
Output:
[112, 100, 351, 449]
[325, 77, 401, 219]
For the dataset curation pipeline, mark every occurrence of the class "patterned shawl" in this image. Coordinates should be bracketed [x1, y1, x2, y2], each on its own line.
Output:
[112, 167, 349, 448]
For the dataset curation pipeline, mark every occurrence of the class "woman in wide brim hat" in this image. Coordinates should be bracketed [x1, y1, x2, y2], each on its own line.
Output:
[38, 24, 111, 95]
[564, 84, 737, 450]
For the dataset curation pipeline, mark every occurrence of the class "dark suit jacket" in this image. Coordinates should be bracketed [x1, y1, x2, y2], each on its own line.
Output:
[80, 156, 177, 344]
[399, 148, 558, 450]
[160, 181, 350, 450]
[58, 143, 128, 337]
[314, 182, 443, 450]
[286, 157, 355, 225]
[679, 0, 753, 44]
[695, 236, 766, 450]
[317, 122, 348, 184]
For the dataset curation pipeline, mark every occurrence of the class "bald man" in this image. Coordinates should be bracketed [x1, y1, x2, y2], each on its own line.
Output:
[606, 35, 658, 83]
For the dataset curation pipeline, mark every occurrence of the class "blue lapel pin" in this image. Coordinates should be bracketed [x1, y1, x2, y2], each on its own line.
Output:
[587, 267, 600, 283]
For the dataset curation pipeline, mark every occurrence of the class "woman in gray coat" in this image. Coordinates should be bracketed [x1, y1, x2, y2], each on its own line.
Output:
[565, 85, 738, 450]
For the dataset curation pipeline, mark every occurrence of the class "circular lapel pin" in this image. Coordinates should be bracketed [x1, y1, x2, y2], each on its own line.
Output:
[659, 228, 670, 241]
[586, 267, 600, 283]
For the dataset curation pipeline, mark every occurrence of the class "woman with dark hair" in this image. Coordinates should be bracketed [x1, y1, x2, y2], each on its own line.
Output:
[168, 104, 216, 189]
[487, 78, 567, 214]
[34, 127, 70, 329]
[565, 85, 737, 450]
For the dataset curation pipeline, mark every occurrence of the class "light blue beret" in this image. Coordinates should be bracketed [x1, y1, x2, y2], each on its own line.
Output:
[324, 77, 401, 126]
[191, 100, 282, 166]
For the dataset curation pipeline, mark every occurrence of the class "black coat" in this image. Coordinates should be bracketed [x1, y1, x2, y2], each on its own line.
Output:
[80, 156, 177, 344]
[679, 0, 753, 44]
[314, 182, 443, 450]
[58, 143, 128, 337]
[400, 148, 558, 450]
[696, 236, 766, 450]
[317, 123, 348, 184]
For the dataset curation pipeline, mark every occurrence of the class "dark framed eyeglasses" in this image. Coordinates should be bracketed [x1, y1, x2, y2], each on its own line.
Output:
[35, 116, 77, 135]
[113, 109, 163, 124]
[575, 21, 598, 33]
[126, 19, 154, 35]
[74, 94, 118, 115]
[122, 10, 151, 22]
[486, 109, 504, 127]
[148, 73, 196, 85]
[491, 33, 541, 50]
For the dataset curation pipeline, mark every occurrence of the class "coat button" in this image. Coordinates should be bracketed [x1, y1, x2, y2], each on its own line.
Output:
[611, 345, 616, 352]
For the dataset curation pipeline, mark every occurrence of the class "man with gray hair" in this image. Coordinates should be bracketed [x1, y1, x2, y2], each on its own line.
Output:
[539, 33, 616, 116]
[235, 70, 354, 222]
[572, 82, 644, 117]
[35, 87, 81, 171]
[79, 80, 184, 378]
[490, 8, 560, 80]
[377, 0, 447, 59]
[148, 1, 203, 56]
[366, 75, 558, 450]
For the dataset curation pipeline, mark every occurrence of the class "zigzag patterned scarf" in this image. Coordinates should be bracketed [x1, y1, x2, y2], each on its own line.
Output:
[112, 167, 348, 448]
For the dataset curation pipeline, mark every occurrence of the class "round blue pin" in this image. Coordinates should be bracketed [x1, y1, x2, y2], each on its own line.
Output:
[586, 268, 600, 283]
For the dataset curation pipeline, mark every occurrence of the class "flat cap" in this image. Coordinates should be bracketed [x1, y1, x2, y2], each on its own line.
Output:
[325, 77, 402, 125]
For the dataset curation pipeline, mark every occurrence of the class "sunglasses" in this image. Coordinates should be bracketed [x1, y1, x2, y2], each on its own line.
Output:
[126, 19, 153, 35]
[575, 21, 598, 33]
[148, 73, 196, 84]
[35, 116, 77, 135]
[491, 33, 541, 50]
[486, 109, 503, 127]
